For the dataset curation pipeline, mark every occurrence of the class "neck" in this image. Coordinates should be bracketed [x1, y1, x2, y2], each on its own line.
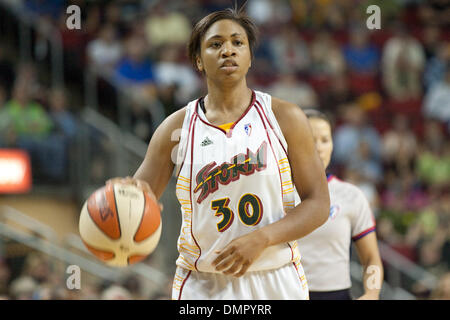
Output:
[204, 77, 252, 113]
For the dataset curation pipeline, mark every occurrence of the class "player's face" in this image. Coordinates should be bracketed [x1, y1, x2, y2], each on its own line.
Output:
[309, 118, 333, 169]
[197, 19, 251, 81]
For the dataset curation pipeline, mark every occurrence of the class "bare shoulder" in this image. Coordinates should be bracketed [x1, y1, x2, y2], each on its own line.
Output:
[270, 96, 309, 137]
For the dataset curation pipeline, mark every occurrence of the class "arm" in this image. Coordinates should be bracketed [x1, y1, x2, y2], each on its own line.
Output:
[108, 107, 186, 203]
[354, 232, 384, 300]
[213, 98, 330, 276]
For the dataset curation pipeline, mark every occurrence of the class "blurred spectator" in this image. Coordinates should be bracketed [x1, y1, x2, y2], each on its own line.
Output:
[0, 259, 11, 296]
[268, 73, 317, 109]
[23, 0, 64, 20]
[382, 114, 418, 177]
[123, 275, 144, 300]
[343, 27, 379, 74]
[333, 103, 383, 182]
[310, 30, 346, 76]
[22, 252, 51, 284]
[416, 120, 450, 189]
[247, 0, 274, 26]
[14, 62, 45, 102]
[423, 63, 450, 126]
[319, 73, 355, 112]
[343, 168, 380, 214]
[3, 79, 53, 143]
[45, 87, 77, 181]
[0, 44, 15, 93]
[309, 30, 346, 93]
[9, 276, 37, 300]
[417, 0, 450, 28]
[417, 220, 448, 275]
[268, 25, 310, 75]
[114, 34, 157, 103]
[421, 25, 443, 61]
[424, 42, 450, 91]
[431, 272, 450, 300]
[382, 23, 425, 101]
[144, 4, 192, 49]
[349, 139, 383, 183]
[57, 8, 88, 83]
[115, 35, 155, 85]
[103, 2, 128, 38]
[344, 26, 380, 95]
[154, 45, 200, 108]
[87, 24, 123, 74]
[101, 285, 132, 300]
[48, 87, 77, 140]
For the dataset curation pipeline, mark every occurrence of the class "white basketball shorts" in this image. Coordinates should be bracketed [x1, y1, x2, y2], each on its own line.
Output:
[172, 262, 309, 300]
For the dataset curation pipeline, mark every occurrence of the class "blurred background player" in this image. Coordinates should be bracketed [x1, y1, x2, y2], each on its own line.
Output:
[296, 108, 384, 300]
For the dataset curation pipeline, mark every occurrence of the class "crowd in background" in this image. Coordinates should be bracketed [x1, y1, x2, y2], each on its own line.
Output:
[0, 0, 449, 299]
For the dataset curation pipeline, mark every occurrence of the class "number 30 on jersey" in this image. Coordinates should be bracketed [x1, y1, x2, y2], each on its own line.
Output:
[211, 193, 263, 232]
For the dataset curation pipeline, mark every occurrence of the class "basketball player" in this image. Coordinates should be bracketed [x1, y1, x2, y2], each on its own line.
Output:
[108, 8, 330, 300]
[296, 109, 383, 300]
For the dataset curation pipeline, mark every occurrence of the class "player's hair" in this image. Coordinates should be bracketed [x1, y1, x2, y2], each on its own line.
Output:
[302, 108, 334, 128]
[187, 5, 259, 72]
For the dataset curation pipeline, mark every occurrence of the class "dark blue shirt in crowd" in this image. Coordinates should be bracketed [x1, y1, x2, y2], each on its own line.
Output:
[343, 44, 379, 73]
[115, 58, 155, 85]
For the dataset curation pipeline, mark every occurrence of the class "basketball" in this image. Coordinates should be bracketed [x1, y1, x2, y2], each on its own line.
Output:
[79, 183, 161, 267]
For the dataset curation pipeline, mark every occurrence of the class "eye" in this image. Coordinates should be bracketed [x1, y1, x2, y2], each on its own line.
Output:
[210, 41, 222, 48]
[321, 137, 330, 144]
[233, 40, 243, 46]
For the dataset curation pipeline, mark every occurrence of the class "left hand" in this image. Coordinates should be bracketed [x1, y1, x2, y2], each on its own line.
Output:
[212, 230, 268, 277]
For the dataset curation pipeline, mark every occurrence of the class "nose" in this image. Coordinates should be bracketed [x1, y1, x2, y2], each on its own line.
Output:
[221, 41, 236, 57]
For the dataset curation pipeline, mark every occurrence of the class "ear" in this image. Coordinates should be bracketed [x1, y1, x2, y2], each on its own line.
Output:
[196, 56, 203, 72]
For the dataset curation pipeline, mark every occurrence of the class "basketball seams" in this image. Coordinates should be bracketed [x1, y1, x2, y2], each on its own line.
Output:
[86, 189, 121, 241]
[82, 239, 116, 261]
[133, 189, 147, 243]
[110, 183, 122, 239]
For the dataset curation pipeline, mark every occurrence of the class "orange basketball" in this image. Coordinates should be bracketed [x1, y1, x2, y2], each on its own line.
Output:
[79, 183, 161, 267]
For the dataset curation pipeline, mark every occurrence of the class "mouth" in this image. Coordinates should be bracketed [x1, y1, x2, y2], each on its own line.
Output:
[221, 59, 238, 67]
[220, 60, 238, 72]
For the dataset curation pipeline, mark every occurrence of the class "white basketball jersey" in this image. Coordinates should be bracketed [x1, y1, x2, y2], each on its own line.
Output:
[295, 175, 376, 291]
[174, 90, 301, 273]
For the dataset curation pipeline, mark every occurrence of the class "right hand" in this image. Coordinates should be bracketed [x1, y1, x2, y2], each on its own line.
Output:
[106, 176, 163, 212]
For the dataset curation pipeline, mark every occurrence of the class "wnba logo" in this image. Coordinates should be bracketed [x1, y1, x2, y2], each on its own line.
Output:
[329, 205, 340, 220]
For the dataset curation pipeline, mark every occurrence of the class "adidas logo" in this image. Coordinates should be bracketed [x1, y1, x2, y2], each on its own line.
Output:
[201, 137, 213, 147]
